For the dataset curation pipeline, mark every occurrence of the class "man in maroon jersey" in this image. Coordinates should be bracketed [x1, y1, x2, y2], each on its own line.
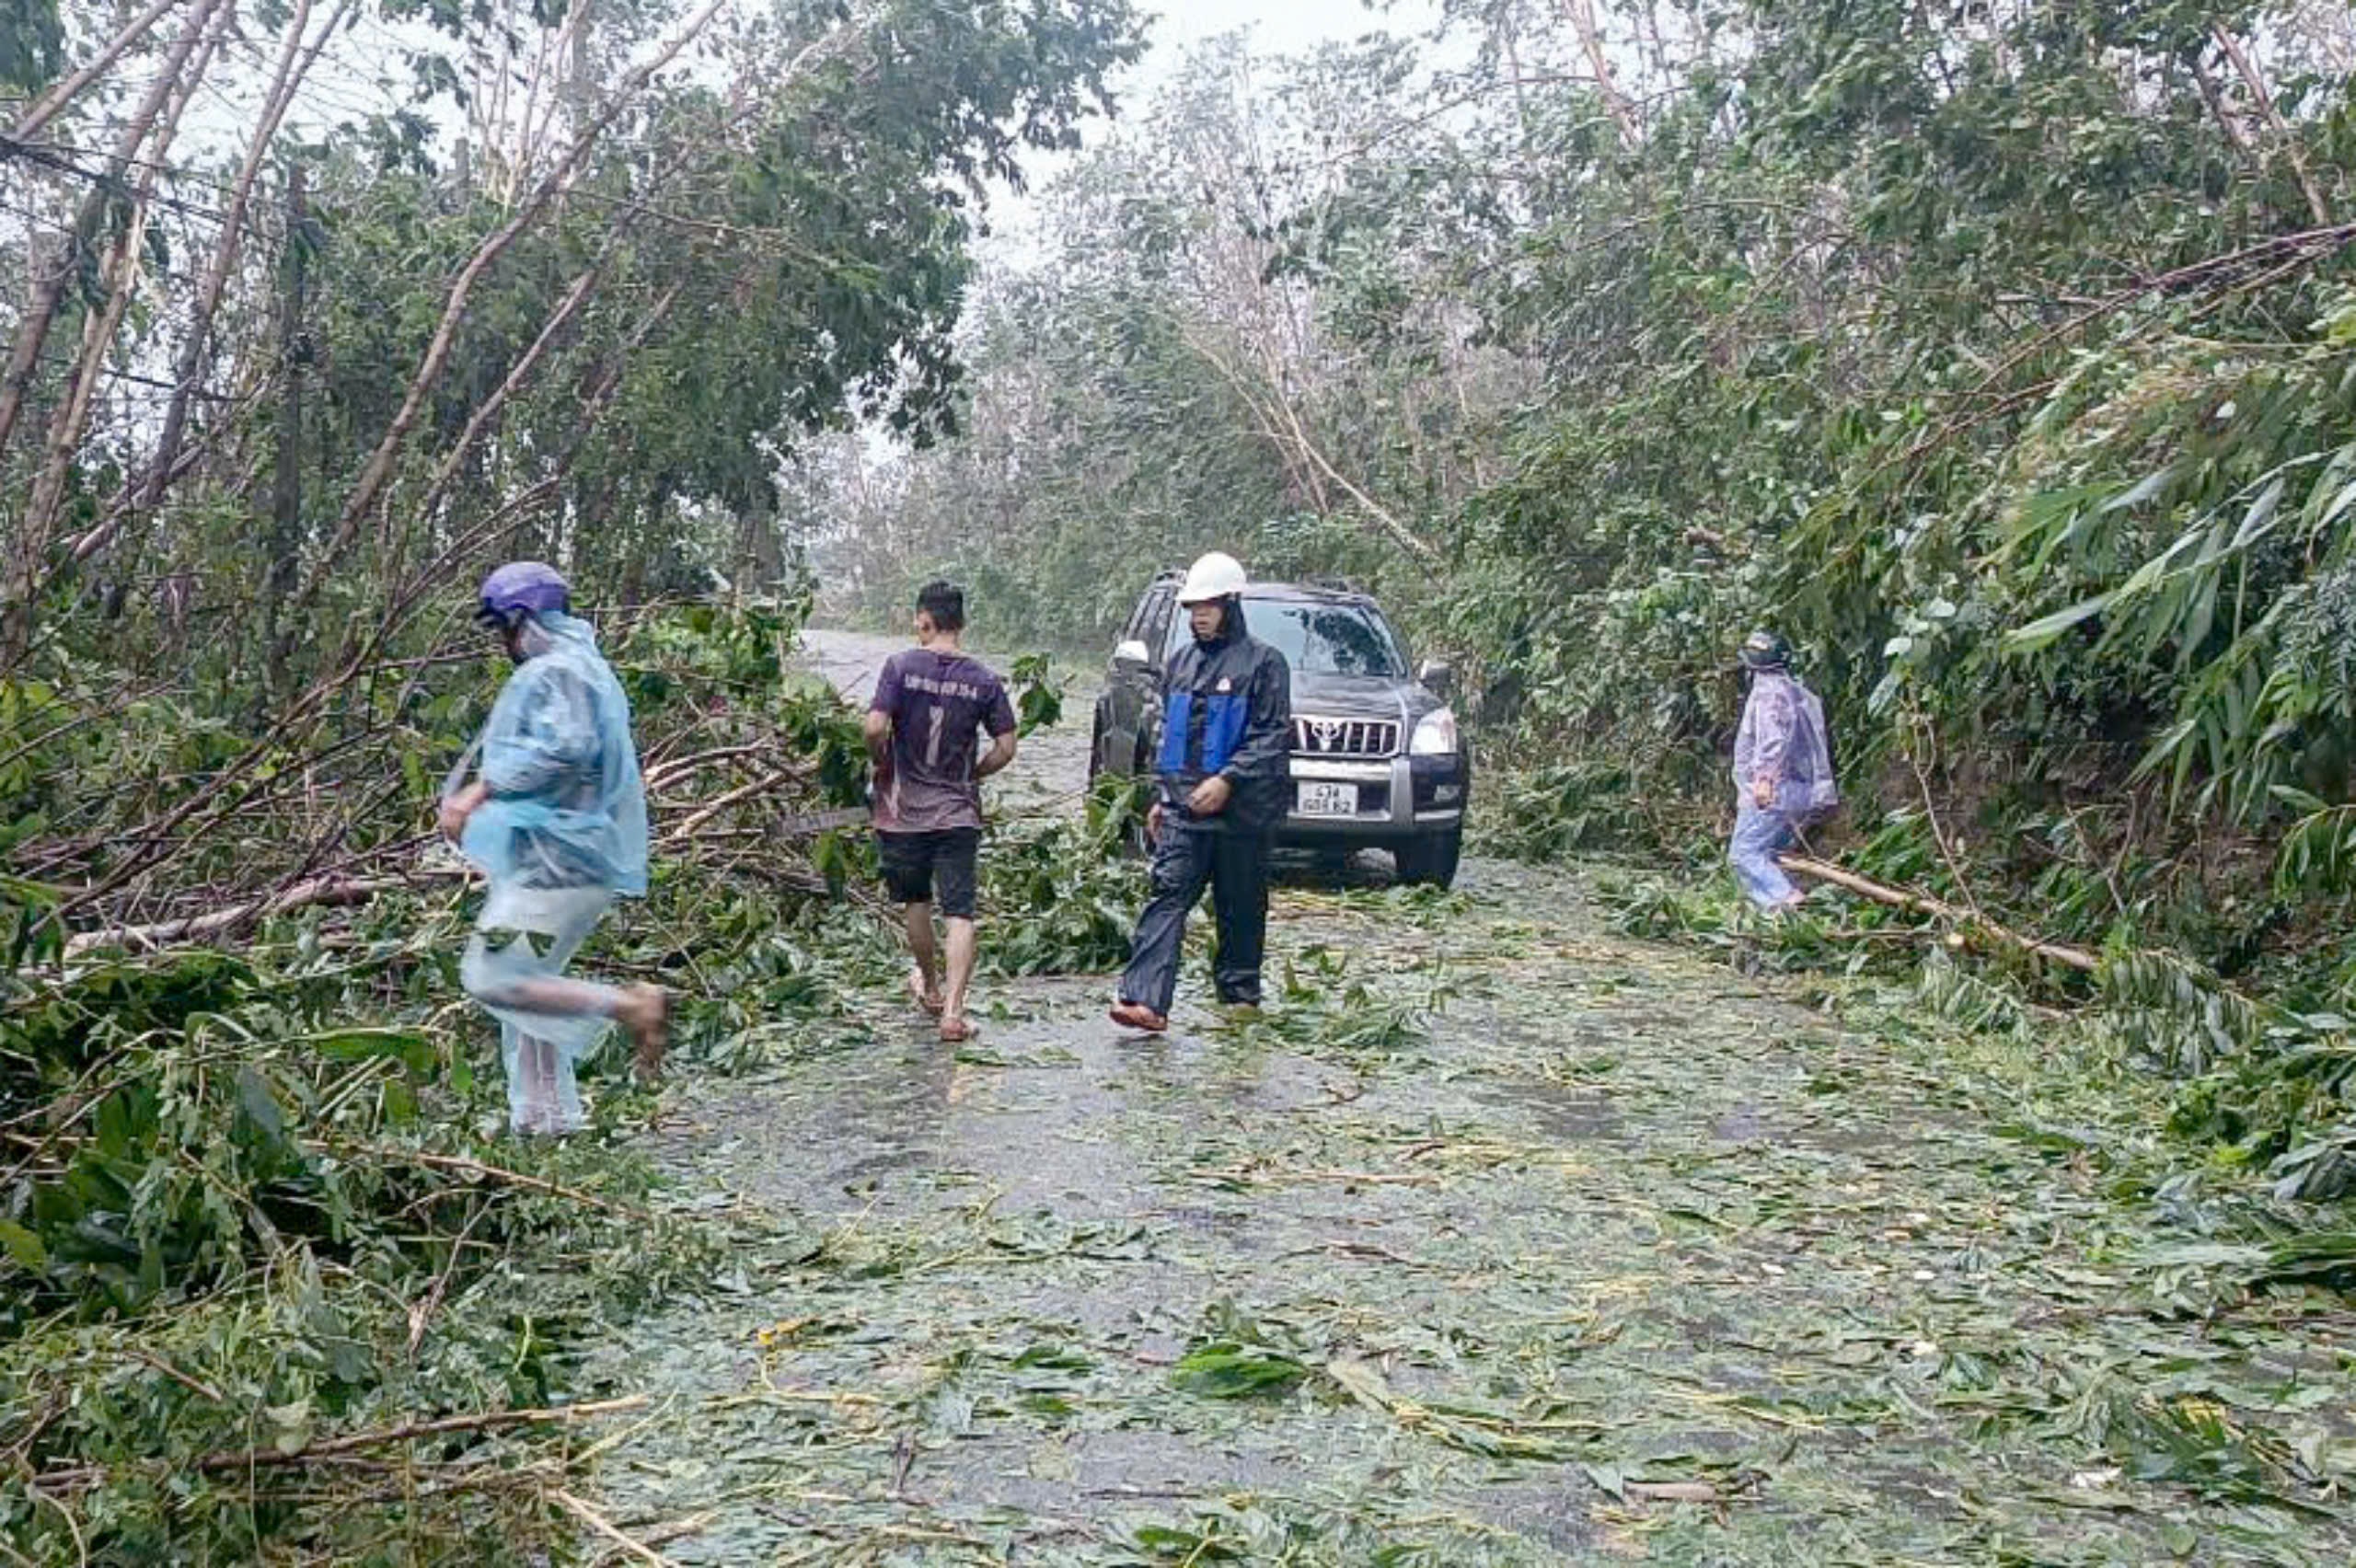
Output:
[864, 581, 1019, 1043]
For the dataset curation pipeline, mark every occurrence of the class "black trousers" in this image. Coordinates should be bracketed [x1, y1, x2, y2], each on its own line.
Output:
[1119, 823, 1273, 1013]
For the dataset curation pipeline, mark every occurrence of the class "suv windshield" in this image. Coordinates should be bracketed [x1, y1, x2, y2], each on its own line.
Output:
[1167, 597, 1406, 677]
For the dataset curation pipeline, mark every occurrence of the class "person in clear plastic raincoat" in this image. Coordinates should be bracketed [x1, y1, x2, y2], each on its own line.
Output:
[1729, 629, 1838, 911]
[439, 562, 666, 1135]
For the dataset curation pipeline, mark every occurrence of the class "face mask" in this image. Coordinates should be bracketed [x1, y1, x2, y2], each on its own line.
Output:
[501, 615, 552, 666]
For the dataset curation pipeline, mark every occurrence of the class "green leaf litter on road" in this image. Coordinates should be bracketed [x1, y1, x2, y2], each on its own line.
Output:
[563, 850, 2356, 1564]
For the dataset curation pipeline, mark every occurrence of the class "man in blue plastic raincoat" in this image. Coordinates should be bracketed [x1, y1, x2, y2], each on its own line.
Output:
[1729, 629, 1838, 911]
[439, 562, 665, 1135]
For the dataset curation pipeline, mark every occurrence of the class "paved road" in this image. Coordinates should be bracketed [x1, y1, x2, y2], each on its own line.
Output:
[578, 628, 2356, 1565]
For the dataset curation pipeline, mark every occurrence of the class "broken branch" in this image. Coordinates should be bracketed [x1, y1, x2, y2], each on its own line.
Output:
[1776, 853, 2098, 972]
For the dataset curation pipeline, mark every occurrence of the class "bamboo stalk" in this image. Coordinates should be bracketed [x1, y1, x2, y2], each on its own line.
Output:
[3, 0, 189, 146]
[36, 1396, 649, 1488]
[550, 1490, 681, 1568]
[1775, 853, 2099, 973]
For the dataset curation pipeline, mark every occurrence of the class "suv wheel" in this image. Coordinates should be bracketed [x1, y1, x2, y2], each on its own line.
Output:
[1394, 829, 1461, 890]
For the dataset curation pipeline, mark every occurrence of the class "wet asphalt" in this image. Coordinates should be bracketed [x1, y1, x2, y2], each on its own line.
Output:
[572, 629, 2356, 1566]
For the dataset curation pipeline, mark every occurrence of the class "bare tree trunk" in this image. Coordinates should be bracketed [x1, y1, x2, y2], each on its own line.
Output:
[1180, 320, 1440, 564]
[4, 0, 188, 147]
[1560, 0, 1639, 145]
[22, 5, 231, 565]
[517, 0, 594, 185]
[738, 502, 782, 588]
[132, 0, 345, 525]
[263, 167, 309, 693]
[2211, 22, 2331, 226]
[2189, 54, 2254, 155]
[53, 0, 345, 586]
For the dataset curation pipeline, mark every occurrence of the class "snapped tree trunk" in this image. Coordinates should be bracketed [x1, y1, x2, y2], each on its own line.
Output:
[263, 166, 309, 694]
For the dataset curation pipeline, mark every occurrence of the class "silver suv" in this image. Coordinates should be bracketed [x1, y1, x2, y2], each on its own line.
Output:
[1087, 575, 1469, 887]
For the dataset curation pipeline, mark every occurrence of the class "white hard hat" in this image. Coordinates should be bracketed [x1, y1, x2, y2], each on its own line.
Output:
[1177, 551, 1248, 605]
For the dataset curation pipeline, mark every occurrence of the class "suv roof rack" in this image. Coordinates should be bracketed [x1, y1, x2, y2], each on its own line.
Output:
[1292, 574, 1368, 596]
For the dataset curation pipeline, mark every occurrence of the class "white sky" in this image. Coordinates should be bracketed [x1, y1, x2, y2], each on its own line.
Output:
[1144, 0, 1441, 63]
[973, 0, 1449, 261]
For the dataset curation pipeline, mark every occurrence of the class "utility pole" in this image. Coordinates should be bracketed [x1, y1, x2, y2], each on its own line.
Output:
[264, 164, 307, 690]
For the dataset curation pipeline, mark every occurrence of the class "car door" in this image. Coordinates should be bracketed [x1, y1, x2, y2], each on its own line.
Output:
[1103, 585, 1172, 776]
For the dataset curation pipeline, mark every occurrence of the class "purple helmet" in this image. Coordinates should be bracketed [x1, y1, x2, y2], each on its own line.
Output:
[476, 560, 570, 629]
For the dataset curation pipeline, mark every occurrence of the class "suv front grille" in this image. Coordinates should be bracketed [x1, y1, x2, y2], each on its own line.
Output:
[1293, 715, 1400, 758]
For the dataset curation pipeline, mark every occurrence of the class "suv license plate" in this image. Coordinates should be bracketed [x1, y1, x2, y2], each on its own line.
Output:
[1297, 781, 1357, 818]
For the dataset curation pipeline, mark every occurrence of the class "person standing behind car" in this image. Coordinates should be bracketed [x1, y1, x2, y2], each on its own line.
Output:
[1728, 629, 1838, 911]
[866, 581, 1019, 1044]
[1110, 553, 1292, 1033]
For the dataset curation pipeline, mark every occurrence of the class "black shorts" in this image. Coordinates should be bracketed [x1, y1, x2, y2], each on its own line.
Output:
[877, 827, 982, 918]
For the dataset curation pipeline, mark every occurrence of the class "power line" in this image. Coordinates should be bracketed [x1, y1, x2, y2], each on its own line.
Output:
[0, 134, 263, 237]
[5, 132, 255, 207]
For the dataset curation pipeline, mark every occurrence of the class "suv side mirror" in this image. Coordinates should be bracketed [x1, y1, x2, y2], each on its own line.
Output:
[1418, 660, 1454, 697]
[1114, 639, 1151, 669]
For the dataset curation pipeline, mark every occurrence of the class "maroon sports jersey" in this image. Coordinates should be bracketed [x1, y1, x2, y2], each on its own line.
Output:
[869, 648, 1017, 832]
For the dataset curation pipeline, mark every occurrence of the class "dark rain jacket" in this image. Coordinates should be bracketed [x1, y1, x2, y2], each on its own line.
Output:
[1154, 603, 1293, 835]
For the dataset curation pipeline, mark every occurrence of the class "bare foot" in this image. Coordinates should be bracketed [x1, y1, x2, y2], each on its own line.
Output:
[939, 1015, 976, 1043]
[618, 984, 669, 1083]
[907, 967, 944, 1018]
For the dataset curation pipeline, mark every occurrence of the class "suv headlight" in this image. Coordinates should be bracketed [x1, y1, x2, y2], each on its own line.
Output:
[1410, 708, 1459, 756]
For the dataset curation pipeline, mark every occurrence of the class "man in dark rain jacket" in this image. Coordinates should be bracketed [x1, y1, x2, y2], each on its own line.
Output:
[1109, 552, 1293, 1033]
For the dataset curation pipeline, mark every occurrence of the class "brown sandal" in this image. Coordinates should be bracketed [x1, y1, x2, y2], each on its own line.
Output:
[1108, 1001, 1169, 1033]
[938, 1015, 976, 1044]
[908, 969, 945, 1018]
